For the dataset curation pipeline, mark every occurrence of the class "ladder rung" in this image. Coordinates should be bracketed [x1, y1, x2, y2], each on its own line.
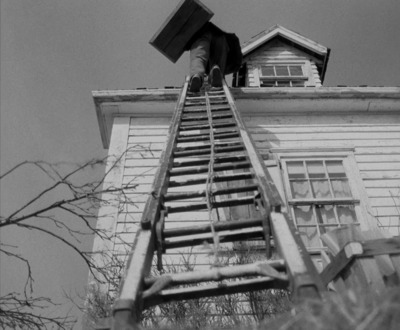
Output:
[174, 141, 242, 153]
[185, 95, 205, 100]
[185, 100, 206, 105]
[179, 128, 238, 138]
[145, 260, 286, 287]
[168, 172, 254, 188]
[166, 195, 256, 213]
[172, 155, 247, 168]
[164, 228, 265, 249]
[181, 113, 232, 122]
[210, 100, 228, 105]
[169, 161, 251, 176]
[177, 131, 239, 143]
[177, 139, 242, 150]
[182, 106, 230, 114]
[164, 217, 265, 238]
[173, 144, 244, 158]
[182, 108, 230, 116]
[183, 104, 230, 114]
[179, 121, 236, 132]
[184, 99, 227, 106]
[143, 277, 288, 308]
[180, 120, 237, 130]
[208, 94, 227, 99]
[164, 183, 259, 202]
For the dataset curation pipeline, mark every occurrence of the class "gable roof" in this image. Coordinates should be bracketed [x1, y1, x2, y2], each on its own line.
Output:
[241, 25, 331, 82]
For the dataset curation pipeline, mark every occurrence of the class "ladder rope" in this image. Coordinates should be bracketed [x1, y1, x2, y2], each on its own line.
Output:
[204, 90, 220, 260]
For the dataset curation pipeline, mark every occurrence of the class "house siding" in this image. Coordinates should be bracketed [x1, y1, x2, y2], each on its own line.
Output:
[243, 112, 400, 236]
[106, 117, 169, 293]
[106, 109, 400, 295]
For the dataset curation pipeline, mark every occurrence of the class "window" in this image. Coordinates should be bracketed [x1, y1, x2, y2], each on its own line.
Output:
[260, 64, 307, 87]
[281, 158, 360, 251]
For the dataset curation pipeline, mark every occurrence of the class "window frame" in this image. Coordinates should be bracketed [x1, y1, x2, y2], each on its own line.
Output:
[275, 149, 375, 254]
[259, 63, 308, 87]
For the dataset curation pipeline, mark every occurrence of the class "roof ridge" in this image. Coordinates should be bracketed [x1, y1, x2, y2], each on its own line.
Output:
[241, 25, 328, 56]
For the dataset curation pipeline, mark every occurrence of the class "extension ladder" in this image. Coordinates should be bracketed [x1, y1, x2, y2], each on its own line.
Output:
[111, 78, 324, 329]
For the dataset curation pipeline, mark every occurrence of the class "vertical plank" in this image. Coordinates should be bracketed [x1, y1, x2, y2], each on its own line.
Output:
[345, 154, 378, 231]
[91, 117, 130, 288]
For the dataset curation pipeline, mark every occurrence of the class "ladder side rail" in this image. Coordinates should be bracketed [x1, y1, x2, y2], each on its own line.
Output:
[222, 81, 283, 209]
[112, 79, 190, 330]
[270, 212, 324, 300]
[141, 78, 190, 230]
[222, 82, 324, 300]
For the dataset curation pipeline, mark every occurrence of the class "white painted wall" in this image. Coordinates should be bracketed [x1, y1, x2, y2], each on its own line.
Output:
[107, 110, 400, 279]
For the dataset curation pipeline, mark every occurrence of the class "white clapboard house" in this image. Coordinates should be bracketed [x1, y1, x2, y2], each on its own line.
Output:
[90, 25, 400, 326]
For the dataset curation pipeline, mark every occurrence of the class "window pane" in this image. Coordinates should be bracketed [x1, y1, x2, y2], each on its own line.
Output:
[298, 227, 319, 248]
[289, 65, 303, 76]
[311, 180, 331, 198]
[287, 161, 306, 179]
[307, 161, 325, 178]
[327, 161, 346, 178]
[332, 179, 352, 198]
[315, 204, 337, 225]
[261, 66, 275, 76]
[294, 205, 315, 225]
[319, 225, 338, 236]
[290, 180, 311, 198]
[307, 162, 329, 198]
[337, 205, 357, 224]
[275, 66, 289, 76]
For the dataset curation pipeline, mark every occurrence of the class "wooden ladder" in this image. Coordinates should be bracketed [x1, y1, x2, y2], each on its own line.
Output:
[110, 78, 324, 329]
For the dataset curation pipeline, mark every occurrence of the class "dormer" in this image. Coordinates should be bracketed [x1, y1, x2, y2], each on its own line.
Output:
[233, 25, 330, 88]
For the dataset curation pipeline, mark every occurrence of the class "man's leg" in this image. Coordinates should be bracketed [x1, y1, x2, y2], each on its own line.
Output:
[190, 32, 212, 76]
[209, 35, 229, 74]
[189, 32, 212, 88]
[208, 35, 229, 87]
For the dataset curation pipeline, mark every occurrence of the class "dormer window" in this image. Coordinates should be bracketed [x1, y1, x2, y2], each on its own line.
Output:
[236, 26, 329, 88]
[259, 64, 307, 87]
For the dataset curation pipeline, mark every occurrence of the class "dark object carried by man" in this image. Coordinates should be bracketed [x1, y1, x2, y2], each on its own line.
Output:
[149, 0, 214, 63]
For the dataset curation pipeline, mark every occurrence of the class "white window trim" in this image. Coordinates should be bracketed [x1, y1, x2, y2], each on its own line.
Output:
[255, 60, 318, 87]
[274, 148, 378, 235]
[258, 62, 308, 87]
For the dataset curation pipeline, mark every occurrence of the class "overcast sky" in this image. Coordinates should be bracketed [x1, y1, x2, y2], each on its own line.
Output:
[1, 0, 400, 328]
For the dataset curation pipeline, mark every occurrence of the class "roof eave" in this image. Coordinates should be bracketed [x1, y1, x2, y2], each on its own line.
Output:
[242, 26, 328, 58]
[94, 87, 400, 149]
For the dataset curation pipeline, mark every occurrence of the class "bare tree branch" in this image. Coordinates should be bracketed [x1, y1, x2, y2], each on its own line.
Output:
[0, 148, 141, 328]
[0, 293, 75, 330]
[0, 245, 34, 298]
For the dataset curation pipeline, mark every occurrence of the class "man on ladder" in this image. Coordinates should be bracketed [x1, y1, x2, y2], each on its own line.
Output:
[186, 22, 242, 92]
[149, 0, 242, 93]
